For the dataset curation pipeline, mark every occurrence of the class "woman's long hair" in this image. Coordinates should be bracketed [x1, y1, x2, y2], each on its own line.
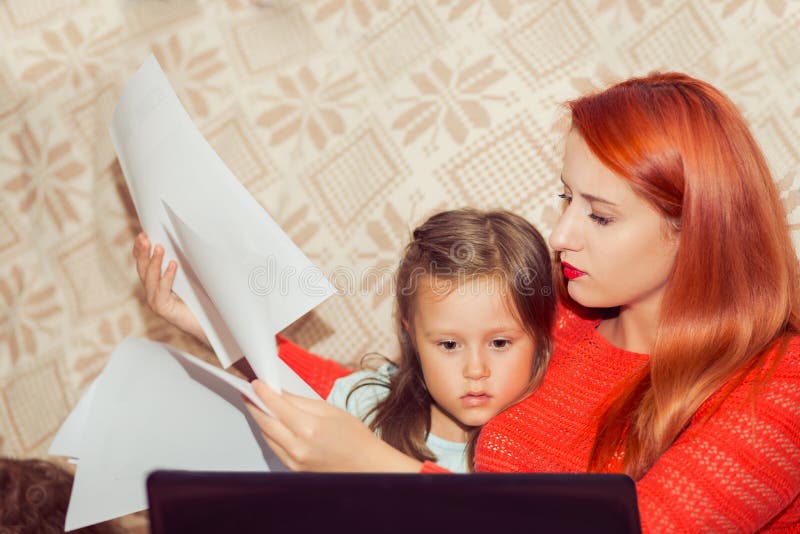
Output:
[564, 72, 800, 479]
[350, 208, 556, 470]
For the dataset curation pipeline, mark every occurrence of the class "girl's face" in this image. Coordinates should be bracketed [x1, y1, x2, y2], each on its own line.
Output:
[549, 130, 679, 315]
[410, 276, 536, 442]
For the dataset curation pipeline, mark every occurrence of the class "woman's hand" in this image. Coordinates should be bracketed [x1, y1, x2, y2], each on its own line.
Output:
[245, 380, 424, 473]
[132, 232, 209, 346]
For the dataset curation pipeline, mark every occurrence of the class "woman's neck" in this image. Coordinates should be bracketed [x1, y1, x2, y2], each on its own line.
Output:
[596, 300, 662, 355]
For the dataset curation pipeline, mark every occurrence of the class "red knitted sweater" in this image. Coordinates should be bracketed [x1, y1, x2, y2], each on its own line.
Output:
[276, 306, 800, 533]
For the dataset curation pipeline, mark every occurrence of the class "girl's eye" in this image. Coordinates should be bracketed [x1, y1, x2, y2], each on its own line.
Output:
[557, 193, 572, 204]
[438, 340, 459, 351]
[589, 213, 613, 226]
[491, 339, 510, 350]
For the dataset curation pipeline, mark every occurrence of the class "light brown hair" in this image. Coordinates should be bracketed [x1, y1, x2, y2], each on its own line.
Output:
[0, 457, 124, 533]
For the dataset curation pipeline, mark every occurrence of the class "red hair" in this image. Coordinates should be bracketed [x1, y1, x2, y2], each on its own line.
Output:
[565, 72, 800, 479]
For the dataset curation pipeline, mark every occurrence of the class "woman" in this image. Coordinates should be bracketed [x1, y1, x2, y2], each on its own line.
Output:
[135, 71, 798, 530]
[242, 73, 800, 532]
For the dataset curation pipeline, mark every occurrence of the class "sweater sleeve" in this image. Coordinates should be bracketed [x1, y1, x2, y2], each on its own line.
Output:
[420, 461, 452, 474]
[276, 335, 354, 399]
[636, 341, 800, 533]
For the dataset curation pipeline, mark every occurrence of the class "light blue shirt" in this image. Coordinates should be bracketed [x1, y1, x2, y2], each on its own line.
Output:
[326, 364, 469, 473]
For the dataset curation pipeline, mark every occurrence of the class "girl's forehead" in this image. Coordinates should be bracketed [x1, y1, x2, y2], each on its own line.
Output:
[412, 275, 522, 321]
[414, 274, 512, 299]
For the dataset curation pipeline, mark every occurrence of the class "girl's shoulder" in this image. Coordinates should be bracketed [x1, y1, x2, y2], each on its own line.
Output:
[331, 362, 395, 390]
[326, 362, 396, 419]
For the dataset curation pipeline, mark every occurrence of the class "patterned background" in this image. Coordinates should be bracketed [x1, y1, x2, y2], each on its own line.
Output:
[0, 0, 799, 529]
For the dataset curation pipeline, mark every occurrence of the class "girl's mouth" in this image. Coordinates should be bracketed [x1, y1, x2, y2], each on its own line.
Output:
[461, 393, 491, 407]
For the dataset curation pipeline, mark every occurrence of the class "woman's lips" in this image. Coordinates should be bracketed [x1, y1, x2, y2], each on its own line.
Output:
[562, 261, 586, 280]
[461, 393, 491, 407]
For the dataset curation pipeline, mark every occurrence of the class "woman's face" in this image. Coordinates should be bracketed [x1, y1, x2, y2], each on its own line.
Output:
[548, 130, 679, 314]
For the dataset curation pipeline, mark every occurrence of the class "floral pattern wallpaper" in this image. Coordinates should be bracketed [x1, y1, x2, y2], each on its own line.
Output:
[0, 0, 798, 529]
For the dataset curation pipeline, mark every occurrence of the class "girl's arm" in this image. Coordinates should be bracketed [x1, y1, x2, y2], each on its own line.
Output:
[134, 233, 354, 398]
[635, 342, 800, 532]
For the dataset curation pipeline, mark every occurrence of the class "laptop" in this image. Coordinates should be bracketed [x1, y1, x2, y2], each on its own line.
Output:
[147, 470, 641, 533]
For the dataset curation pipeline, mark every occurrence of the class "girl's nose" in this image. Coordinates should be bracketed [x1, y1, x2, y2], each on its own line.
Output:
[548, 204, 582, 253]
[464, 349, 490, 380]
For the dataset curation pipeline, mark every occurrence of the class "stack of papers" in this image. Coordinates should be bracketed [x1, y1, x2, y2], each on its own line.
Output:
[108, 54, 335, 390]
[51, 338, 321, 530]
[49, 55, 336, 530]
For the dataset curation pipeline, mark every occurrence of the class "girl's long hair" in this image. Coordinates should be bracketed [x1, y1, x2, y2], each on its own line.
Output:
[564, 72, 800, 479]
[350, 208, 556, 470]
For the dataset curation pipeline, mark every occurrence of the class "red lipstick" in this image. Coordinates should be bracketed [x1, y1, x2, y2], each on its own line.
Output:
[561, 261, 586, 280]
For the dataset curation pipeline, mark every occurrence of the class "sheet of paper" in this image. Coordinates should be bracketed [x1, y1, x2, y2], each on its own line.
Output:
[171, 345, 271, 414]
[63, 337, 320, 531]
[48, 378, 98, 459]
[163, 202, 281, 391]
[108, 54, 335, 373]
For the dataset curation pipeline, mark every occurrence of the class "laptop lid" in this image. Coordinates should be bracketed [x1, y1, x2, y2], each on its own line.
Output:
[147, 470, 641, 534]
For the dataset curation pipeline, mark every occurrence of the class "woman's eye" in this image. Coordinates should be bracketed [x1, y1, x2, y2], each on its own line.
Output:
[557, 193, 572, 204]
[589, 213, 613, 226]
[491, 339, 510, 349]
[439, 340, 458, 351]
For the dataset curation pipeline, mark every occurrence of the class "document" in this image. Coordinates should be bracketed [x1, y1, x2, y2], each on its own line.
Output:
[58, 337, 320, 531]
[50, 55, 341, 531]
[108, 54, 335, 390]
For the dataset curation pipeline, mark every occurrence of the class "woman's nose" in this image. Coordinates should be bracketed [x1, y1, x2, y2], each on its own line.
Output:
[548, 205, 582, 252]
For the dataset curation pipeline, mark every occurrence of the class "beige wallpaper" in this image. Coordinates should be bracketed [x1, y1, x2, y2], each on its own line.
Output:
[1, 0, 799, 528]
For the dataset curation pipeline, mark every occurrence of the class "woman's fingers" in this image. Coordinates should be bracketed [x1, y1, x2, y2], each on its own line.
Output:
[261, 435, 298, 470]
[251, 381, 326, 443]
[144, 245, 164, 306]
[157, 260, 178, 306]
[251, 380, 306, 424]
[133, 233, 152, 282]
[277, 390, 337, 417]
[242, 396, 301, 469]
[248, 380, 416, 472]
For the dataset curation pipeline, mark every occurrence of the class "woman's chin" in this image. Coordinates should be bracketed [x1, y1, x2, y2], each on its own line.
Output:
[567, 284, 612, 309]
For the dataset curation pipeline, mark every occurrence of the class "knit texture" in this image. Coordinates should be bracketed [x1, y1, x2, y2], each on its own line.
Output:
[476, 305, 800, 532]
[276, 335, 353, 398]
[276, 312, 800, 532]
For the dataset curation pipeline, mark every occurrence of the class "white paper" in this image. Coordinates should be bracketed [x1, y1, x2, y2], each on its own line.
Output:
[170, 345, 271, 414]
[48, 379, 99, 459]
[163, 202, 282, 391]
[108, 54, 335, 375]
[63, 337, 320, 531]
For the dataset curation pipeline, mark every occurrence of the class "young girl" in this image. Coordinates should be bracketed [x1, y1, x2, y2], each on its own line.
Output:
[245, 73, 800, 532]
[133, 208, 556, 472]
